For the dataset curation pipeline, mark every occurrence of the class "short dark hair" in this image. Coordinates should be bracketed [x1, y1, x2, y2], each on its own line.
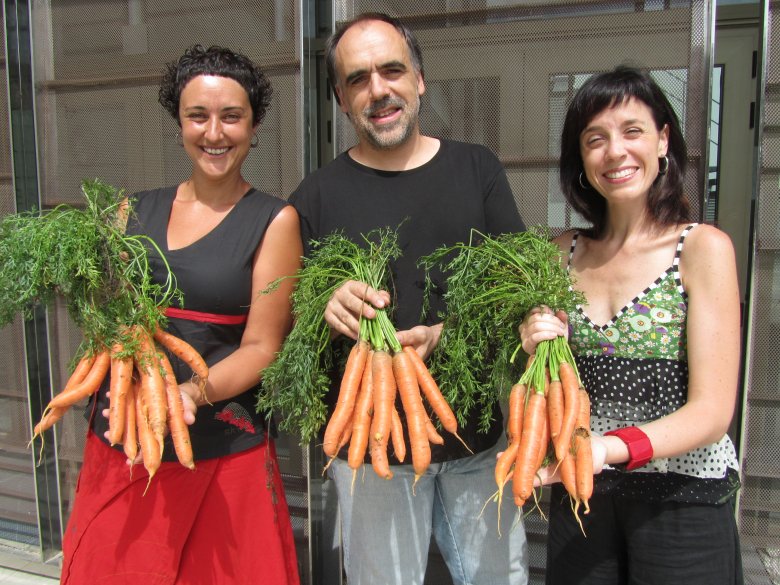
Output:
[560, 65, 689, 237]
[325, 12, 423, 105]
[158, 44, 272, 127]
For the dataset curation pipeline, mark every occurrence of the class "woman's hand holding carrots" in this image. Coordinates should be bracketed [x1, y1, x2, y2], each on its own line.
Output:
[176, 382, 200, 425]
[530, 434, 608, 487]
[519, 306, 569, 356]
[32, 325, 209, 486]
[102, 381, 195, 438]
[493, 332, 595, 530]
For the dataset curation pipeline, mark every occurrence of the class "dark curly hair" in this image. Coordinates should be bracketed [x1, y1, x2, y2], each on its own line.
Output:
[325, 12, 423, 106]
[158, 44, 272, 127]
[560, 65, 689, 238]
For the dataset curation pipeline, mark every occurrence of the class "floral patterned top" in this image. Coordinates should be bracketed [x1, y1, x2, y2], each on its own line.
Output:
[567, 224, 740, 504]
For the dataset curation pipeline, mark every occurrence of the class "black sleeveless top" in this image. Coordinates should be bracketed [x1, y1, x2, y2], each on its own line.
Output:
[90, 185, 288, 460]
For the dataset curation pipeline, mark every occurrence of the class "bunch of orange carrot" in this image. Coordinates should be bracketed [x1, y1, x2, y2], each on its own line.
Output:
[0, 179, 205, 488]
[32, 325, 208, 486]
[495, 337, 592, 523]
[323, 321, 469, 487]
[259, 226, 471, 479]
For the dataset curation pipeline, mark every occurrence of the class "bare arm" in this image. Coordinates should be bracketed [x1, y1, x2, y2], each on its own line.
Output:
[608, 224, 740, 461]
[180, 205, 303, 408]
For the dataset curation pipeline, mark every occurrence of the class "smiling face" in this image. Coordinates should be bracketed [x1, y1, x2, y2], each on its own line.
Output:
[333, 19, 425, 150]
[178, 74, 256, 182]
[579, 97, 669, 206]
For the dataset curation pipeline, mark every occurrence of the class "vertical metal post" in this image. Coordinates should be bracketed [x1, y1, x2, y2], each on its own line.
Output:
[301, 0, 334, 177]
[698, 0, 716, 219]
[734, 0, 769, 523]
[300, 1, 342, 582]
[4, 0, 63, 560]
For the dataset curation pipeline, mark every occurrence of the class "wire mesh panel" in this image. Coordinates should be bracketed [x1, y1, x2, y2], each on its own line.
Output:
[331, 2, 709, 583]
[739, 2, 780, 583]
[23, 0, 308, 580]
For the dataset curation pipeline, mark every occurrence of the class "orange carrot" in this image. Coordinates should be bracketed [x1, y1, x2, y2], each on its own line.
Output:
[401, 346, 453, 429]
[33, 406, 65, 438]
[402, 346, 467, 452]
[323, 339, 369, 457]
[135, 382, 161, 490]
[31, 354, 95, 440]
[547, 378, 564, 446]
[369, 350, 396, 480]
[49, 350, 110, 409]
[507, 383, 526, 445]
[123, 381, 139, 463]
[159, 353, 195, 470]
[339, 414, 354, 449]
[425, 417, 444, 446]
[495, 440, 519, 493]
[347, 351, 374, 470]
[153, 328, 209, 381]
[135, 331, 168, 456]
[390, 408, 407, 463]
[393, 350, 430, 484]
[494, 439, 519, 536]
[495, 382, 526, 497]
[64, 352, 98, 389]
[535, 410, 551, 470]
[555, 361, 580, 463]
[574, 388, 593, 514]
[512, 391, 546, 507]
[107, 344, 133, 446]
[558, 444, 578, 501]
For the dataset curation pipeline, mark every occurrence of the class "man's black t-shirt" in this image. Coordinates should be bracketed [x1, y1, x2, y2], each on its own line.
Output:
[291, 139, 525, 462]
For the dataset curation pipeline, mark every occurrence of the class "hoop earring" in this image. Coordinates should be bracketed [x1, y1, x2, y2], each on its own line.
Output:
[578, 172, 589, 190]
[176, 131, 183, 147]
[250, 133, 259, 148]
[658, 155, 669, 176]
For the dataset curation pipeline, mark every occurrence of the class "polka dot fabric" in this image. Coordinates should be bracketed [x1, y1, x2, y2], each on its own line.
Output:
[567, 225, 740, 504]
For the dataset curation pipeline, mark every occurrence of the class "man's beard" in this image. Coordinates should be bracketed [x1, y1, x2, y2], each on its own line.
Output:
[353, 95, 420, 149]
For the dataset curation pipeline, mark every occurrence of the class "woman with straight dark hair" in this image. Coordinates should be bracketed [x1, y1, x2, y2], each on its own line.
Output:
[521, 65, 743, 584]
[60, 45, 301, 584]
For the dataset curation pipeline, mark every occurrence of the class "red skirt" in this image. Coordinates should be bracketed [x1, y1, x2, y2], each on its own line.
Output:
[61, 432, 300, 585]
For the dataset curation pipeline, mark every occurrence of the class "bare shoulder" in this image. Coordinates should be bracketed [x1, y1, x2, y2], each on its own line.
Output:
[680, 223, 737, 287]
[268, 204, 301, 234]
[254, 204, 302, 263]
[683, 223, 735, 262]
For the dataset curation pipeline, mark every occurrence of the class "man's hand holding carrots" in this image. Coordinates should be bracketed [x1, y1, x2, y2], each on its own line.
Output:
[395, 323, 443, 361]
[325, 280, 391, 340]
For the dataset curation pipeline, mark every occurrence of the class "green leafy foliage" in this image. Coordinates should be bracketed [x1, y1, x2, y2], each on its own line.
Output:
[0, 178, 180, 353]
[257, 227, 402, 443]
[420, 226, 584, 433]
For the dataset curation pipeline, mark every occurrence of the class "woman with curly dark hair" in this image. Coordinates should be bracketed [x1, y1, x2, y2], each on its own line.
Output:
[60, 45, 301, 584]
[521, 66, 742, 585]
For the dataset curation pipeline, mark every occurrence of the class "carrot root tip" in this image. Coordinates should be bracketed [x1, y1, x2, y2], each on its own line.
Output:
[453, 431, 473, 454]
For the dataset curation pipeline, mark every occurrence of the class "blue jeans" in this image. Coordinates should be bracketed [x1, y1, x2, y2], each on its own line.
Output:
[327, 438, 529, 585]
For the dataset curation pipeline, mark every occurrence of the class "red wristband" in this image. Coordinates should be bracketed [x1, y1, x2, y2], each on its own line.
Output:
[604, 426, 653, 471]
